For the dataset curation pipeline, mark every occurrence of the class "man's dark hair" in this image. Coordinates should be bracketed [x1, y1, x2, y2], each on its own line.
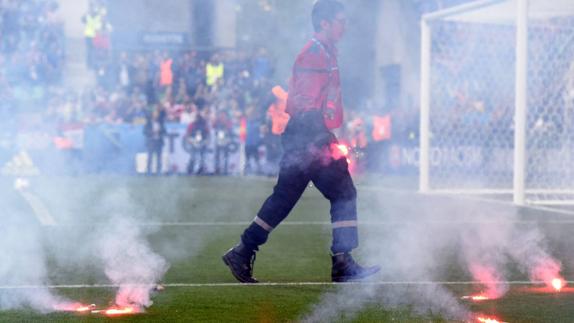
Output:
[311, 0, 344, 32]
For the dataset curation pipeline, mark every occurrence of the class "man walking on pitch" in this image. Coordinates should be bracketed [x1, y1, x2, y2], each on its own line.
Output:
[223, 0, 380, 283]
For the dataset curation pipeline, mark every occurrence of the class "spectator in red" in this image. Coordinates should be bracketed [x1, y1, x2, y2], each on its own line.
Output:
[160, 51, 174, 89]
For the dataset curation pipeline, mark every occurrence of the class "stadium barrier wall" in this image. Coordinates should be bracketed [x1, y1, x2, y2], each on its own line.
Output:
[0, 124, 527, 177]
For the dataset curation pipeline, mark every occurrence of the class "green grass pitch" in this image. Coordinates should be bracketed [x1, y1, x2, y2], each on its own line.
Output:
[1, 175, 574, 322]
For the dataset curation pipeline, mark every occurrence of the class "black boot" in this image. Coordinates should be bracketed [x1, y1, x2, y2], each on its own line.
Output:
[222, 243, 258, 283]
[331, 253, 380, 282]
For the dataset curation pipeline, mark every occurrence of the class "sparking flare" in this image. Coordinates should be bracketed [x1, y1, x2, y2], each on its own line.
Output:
[100, 305, 140, 316]
[461, 294, 490, 301]
[476, 317, 507, 323]
[54, 303, 96, 313]
[551, 278, 565, 291]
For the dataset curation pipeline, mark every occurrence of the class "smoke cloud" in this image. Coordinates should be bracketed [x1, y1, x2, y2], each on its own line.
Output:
[0, 178, 170, 313]
[303, 192, 563, 321]
[0, 199, 70, 312]
[96, 214, 169, 308]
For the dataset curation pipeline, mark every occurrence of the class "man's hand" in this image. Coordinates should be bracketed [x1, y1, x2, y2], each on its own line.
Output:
[324, 101, 336, 120]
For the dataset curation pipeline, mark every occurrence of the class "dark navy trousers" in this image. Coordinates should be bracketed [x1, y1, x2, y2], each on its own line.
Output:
[240, 111, 358, 254]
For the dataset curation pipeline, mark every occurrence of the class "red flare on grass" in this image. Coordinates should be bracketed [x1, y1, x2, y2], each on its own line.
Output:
[461, 294, 490, 301]
[477, 317, 499, 323]
[476, 316, 507, 323]
[54, 303, 96, 313]
[468, 264, 507, 299]
[103, 305, 139, 316]
[75, 305, 96, 312]
[530, 258, 563, 291]
[551, 277, 565, 291]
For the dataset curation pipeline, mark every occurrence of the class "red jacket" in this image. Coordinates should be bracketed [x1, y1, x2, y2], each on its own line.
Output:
[286, 36, 343, 129]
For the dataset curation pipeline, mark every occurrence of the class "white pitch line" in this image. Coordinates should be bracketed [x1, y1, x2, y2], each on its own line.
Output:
[18, 190, 57, 226]
[0, 280, 569, 289]
[19, 185, 574, 227]
[54, 219, 574, 227]
[361, 186, 574, 217]
[131, 220, 574, 225]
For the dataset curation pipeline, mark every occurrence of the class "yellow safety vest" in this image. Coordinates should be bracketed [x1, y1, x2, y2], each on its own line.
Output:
[206, 63, 224, 86]
[84, 14, 102, 38]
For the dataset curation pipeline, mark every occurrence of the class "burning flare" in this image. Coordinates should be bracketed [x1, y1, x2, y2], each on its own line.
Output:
[335, 144, 352, 164]
[529, 258, 564, 291]
[477, 318, 500, 323]
[54, 303, 96, 313]
[336, 144, 348, 156]
[461, 294, 490, 301]
[551, 277, 565, 291]
[468, 264, 508, 299]
[330, 143, 350, 161]
[476, 316, 507, 323]
[102, 305, 139, 316]
[76, 304, 96, 312]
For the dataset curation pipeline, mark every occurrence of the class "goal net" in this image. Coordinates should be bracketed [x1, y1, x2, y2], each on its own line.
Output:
[419, 0, 574, 205]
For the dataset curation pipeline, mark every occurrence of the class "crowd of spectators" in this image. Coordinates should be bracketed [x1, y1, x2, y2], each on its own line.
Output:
[3, 0, 570, 176]
[430, 16, 574, 151]
[0, 0, 420, 176]
[80, 48, 275, 125]
[0, 0, 65, 121]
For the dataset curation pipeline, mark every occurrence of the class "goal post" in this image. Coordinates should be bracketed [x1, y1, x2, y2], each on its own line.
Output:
[419, 0, 574, 206]
[514, 0, 528, 205]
